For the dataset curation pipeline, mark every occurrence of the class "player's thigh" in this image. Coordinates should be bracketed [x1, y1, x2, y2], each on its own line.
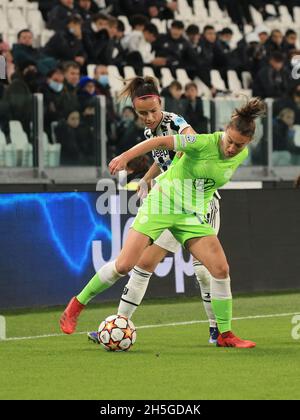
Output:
[187, 236, 229, 279]
[116, 229, 152, 274]
[136, 243, 169, 273]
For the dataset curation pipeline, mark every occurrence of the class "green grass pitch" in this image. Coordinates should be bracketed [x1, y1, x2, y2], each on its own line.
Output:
[0, 292, 300, 400]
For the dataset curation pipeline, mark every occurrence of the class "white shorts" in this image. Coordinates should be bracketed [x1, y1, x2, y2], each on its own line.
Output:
[154, 196, 221, 253]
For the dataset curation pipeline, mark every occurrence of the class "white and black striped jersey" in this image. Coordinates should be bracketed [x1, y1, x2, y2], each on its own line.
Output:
[144, 112, 190, 172]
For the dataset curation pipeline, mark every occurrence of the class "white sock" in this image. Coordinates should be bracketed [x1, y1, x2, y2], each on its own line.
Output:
[193, 261, 217, 328]
[117, 266, 152, 318]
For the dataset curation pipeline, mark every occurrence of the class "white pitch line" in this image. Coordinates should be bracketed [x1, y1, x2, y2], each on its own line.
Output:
[1, 311, 300, 343]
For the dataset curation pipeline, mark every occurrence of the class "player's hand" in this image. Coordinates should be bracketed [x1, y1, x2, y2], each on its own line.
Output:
[137, 178, 151, 199]
[109, 154, 128, 175]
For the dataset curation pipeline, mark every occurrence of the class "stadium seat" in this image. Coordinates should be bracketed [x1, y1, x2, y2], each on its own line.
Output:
[0, 9, 9, 33]
[123, 66, 136, 79]
[177, 0, 193, 18]
[9, 121, 29, 150]
[242, 71, 253, 89]
[4, 143, 17, 167]
[7, 6, 27, 31]
[27, 9, 45, 36]
[87, 64, 96, 79]
[211, 70, 226, 91]
[21, 143, 33, 168]
[118, 15, 131, 34]
[227, 70, 243, 93]
[151, 18, 167, 33]
[208, 1, 224, 20]
[176, 68, 191, 88]
[294, 7, 300, 25]
[250, 5, 264, 25]
[40, 29, 55, 47]
[142, 66, 156, 79]
[107, 65, 124, 96]
[279, 5, 293, 24]
[193, 0, 209, 20]
[160, 67, 174, 88]
[194, 77, 212, 98]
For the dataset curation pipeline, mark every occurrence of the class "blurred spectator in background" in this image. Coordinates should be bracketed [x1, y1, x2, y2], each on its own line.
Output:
[161, 80, 185, 115]
[1, 61, 39, 139]
[217, 27, 233, 55]
[147, 0, 178, 20]
[265, 29, 284, 57]
[282, 29, 298, 55]
[273, 108, 295, 151]
[47, 0, 75, 32]
[197, 25, 228, 90]
[82, 12, 110, 64]
[78, 76, 97, 111]
[44, 15, 87, 69]
[76, 0, 93, 20]
[255, 24, 270, 45]
[115, 19, 125, 41]
[39, 67, 66, 140]
[62, 61, 81, 111]
[55, 109, 95, 165]
[123, 155, 151, 190]
[116, 114, 145, 154]
[253, 52, 290, 98]
[273, 84, 300, 125]
[121, 14, 150, 74]
[182, 82, 208, 133]
[185, 24, 201, 54]
[12, 29, 56, 76]
[116, 106, 136, 139]
[154, 20, 200, 82]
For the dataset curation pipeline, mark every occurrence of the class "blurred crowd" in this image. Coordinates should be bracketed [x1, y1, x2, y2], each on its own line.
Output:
[0, 0, 300, 165]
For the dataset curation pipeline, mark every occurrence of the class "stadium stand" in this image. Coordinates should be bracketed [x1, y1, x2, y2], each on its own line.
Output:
[0, 0, 299, 177]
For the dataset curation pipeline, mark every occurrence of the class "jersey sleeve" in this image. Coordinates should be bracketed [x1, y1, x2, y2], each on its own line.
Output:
[174, 134, 207, 153]
[170, 114, 191, 134]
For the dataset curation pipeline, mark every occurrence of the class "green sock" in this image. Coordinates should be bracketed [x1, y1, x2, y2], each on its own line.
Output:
[211, 298, 232, 333]
[76, 273, 111, 305]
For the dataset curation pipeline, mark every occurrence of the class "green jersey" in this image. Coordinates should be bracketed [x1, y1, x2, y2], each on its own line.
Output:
[155, 132, 248, 216]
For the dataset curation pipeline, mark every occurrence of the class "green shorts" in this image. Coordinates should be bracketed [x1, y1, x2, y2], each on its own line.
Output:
[132, 186, 216, 247]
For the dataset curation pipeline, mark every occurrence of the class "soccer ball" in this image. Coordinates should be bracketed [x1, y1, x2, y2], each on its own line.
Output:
[97, 314, 137, 351]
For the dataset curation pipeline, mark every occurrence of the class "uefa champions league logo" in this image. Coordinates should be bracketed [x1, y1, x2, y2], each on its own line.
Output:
[0, 56, 6, 79]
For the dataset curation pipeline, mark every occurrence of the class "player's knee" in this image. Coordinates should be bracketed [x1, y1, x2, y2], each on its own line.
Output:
[212, 263, 230, 279]
[115, 259, 134, 275]
[138, 260, 155, 273]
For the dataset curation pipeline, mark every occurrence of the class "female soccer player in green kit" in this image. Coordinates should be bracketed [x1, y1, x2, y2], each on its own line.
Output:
[60, 97, 265, 348]
[88, 76, 220, 344]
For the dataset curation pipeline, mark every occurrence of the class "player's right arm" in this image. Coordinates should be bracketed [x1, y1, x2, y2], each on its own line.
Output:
[109, 135, 177, 175]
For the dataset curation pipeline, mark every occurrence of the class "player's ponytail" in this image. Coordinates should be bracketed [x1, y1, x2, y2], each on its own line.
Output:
[228, 97, 266, 138]
[118, 76, 160, 103]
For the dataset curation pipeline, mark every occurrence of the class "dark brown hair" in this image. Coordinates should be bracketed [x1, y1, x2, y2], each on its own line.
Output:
[228, 97, 266, 138]
[118, 76, 160, 103]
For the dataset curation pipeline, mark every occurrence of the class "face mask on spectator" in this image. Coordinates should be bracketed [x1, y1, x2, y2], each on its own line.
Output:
[49, 80, 64, 93]
[98, 74, 109, 87]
